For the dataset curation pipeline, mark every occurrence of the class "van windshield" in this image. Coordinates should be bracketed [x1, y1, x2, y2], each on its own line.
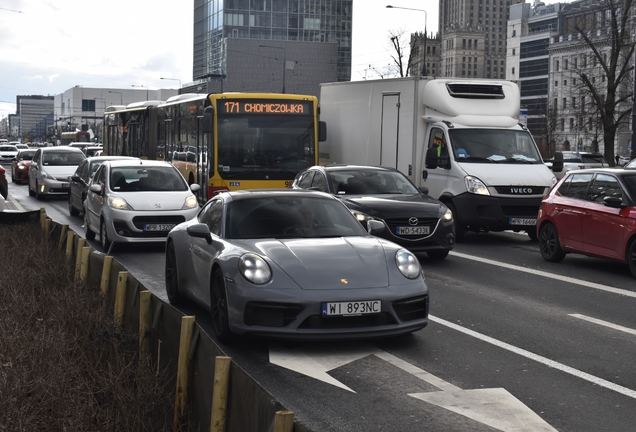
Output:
[449, 129, 543, 164]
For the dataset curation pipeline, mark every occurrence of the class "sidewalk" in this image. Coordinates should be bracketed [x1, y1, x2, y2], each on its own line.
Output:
[0, 194, 40, 223]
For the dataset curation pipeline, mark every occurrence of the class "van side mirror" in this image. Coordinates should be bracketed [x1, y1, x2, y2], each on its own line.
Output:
[425, 147, 438, 169]
[202, 106, 214, 134]
[551, 152, 564, 173]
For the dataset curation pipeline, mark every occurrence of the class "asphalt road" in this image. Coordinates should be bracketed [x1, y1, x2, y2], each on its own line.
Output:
[4, 169, 636, 432]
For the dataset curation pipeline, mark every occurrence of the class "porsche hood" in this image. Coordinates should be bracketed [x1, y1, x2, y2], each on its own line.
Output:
[249, 237, 391, 289]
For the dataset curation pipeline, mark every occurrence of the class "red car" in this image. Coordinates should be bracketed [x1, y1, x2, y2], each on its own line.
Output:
[537, 168, 636, 276]
[0, 165, 7, 199]
[11, 148, 37, 184]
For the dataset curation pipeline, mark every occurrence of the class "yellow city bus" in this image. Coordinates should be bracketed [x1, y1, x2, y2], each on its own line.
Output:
[103, 93, 325, 202]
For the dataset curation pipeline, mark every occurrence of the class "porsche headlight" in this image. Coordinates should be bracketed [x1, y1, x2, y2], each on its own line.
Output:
[442, 208, 453, 221]
[239, 253, 272, 285]
[395, 249, 421, 279]
[465, 175, 489, 195]
[107, 196, 132, 210]
[183, 195, 198, 209]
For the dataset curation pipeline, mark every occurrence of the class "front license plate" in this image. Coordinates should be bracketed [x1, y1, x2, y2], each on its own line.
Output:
[61, 183, 69, 188]
[509, 218, 536, 226]
[144, 223, 176, 232]
[322, 300, 381, 316]
[397, 226, 430, 235]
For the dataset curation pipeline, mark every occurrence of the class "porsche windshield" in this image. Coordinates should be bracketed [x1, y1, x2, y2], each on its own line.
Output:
[449, 129, 542, 164]
[227, 196, 368, 239]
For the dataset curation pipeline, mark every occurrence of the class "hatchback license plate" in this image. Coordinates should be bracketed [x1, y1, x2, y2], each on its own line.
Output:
[509, 218, 536, 226]
[61, 183, 69, 188]
[144, 223, 176, 232]
[322, 300, 381, 316]
[397, 226, 430, 235]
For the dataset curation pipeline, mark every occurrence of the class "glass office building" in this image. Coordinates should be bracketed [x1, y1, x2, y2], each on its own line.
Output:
[193, 0, 352, 95]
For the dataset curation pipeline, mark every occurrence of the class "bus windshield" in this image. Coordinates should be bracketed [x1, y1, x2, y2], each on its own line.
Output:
[217, 116, 315, 180]
[449, 129, 543, 164]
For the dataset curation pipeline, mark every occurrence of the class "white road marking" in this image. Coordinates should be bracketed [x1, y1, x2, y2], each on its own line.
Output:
[569, 314, 636, 336]
[429, 315, 636, 400]
[450, 251, 636, 298]
[270, 342, 558, 430]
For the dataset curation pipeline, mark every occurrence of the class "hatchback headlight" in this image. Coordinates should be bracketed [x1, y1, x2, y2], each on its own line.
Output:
[395, 249, 421, 279]
[183, 195, 198, 209]
[442, 208, 453, 221]
[465, 175, 489, 195]
[239, 253, 272, 285]
[39, 170, 53, 179]
[107, 196, 132, 210]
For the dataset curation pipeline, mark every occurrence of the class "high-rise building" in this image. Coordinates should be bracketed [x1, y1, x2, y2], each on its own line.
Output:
[16, 96, 54, 142]
[507, 1, 563, 156]
[439, 0, 523, 79]
[191, 0, 352, 96]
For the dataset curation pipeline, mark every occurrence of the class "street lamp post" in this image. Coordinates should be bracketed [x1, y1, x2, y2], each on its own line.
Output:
[259, 44, 286, 93]
[132, 85, 148, 101]
[108, 91, 123, 105]
[386, 5, 427, 77]
[160, 77, 182, 88]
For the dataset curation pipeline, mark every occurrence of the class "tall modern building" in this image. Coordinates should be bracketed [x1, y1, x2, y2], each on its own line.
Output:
[507, 1, 563, 156]
[16, 96, 54, 143]
[439, 0, 523, 79]
[191, 0, 352, 96]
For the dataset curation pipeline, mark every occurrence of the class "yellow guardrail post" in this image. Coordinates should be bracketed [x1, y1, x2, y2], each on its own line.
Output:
[100, 256, 113, 296]
[65, 231, 75, 260]
[274, 411, 295, 432]
[114, 271, 128, 328]
[173, 316, 195, 432]
[79, 246, 91, 283]
[58, 224, 69, 250]
[210, 356, 231, 432]
[74, 238, 86, 283]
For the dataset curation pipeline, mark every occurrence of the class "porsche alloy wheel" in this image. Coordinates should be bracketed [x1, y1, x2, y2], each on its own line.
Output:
[210, 268, 232, 343]
[539, 222, 565, 262]
[165, 242, 182, 305]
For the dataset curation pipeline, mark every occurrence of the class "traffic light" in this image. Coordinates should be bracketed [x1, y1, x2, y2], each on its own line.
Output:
[67, 121, 71, 129]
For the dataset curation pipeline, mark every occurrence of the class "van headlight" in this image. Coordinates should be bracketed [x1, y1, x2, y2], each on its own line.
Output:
[239, 253, 272, 285]
[395, 249, 421, 279]
[465, 175, 490, 195]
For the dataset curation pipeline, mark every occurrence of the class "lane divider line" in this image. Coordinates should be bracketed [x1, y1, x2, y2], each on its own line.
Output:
[569, 314, 636, 336]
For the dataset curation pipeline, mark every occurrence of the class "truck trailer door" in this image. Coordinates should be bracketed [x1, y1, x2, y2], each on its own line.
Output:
[380, 92, 400, 169]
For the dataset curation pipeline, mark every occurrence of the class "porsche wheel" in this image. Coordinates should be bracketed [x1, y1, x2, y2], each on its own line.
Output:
[165, 242, 182, 305]
[539, 222, 565, 262]
[210, 268, 232, 343]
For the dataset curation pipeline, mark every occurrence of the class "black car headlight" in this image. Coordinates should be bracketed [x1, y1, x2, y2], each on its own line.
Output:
[239, 253, 272, 285]
[350, 209, 373, 224]
[442, 208, 453, 222]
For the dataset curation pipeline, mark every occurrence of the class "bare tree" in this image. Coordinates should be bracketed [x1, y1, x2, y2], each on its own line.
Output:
[574, 0, 635, 166]
[387, 28, 416, 78]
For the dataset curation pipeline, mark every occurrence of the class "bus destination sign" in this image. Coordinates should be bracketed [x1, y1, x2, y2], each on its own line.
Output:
[218, 99, 312, 115]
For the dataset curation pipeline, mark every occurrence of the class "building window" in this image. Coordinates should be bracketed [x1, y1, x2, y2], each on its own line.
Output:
[569, 118, 574, 130]
[555, 60, 559, 71]
[563, 98, 567, 109]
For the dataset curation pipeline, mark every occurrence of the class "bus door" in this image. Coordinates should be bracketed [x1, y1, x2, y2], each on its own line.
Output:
[196, 117, 209, 202]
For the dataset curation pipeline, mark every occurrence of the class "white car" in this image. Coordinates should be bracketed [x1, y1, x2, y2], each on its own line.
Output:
[84, 160, 201, 250]
[28, 147, 86, 199]
[0, 145, 19, 163]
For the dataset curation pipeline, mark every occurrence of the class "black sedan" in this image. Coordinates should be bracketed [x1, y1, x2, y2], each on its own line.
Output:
[290, 165, 455, 259]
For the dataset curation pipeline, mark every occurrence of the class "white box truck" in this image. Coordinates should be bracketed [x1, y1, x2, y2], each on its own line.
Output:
[319, 76, 561, 241]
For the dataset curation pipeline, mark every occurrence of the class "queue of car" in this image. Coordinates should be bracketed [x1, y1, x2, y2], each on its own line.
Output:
[11, 141, 636, 341]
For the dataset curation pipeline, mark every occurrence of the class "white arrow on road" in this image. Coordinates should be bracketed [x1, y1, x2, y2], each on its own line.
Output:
[270, 341, 557, 431]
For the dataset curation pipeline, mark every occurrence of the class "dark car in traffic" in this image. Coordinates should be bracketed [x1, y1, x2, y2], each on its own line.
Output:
[68, 156, 138, 216]
[290, 165, 455, 259]
[537, 168, 636, 276]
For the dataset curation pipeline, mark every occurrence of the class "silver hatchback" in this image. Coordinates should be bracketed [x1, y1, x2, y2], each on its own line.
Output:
[84, 160, 201, 250]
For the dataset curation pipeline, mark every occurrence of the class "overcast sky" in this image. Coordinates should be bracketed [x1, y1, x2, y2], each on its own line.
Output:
[0, 0, 566, 119]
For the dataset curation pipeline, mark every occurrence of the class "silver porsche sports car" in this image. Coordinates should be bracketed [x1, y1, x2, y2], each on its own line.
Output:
[165, 189, 429, 342]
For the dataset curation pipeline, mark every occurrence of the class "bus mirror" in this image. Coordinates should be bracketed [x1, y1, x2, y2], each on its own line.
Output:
[319, 121, 327, 142]
[202, 107, 214, 134]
